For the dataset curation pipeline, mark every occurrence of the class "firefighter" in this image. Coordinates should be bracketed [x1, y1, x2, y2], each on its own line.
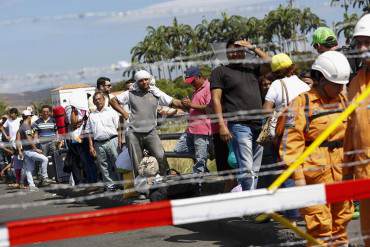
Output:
[280, 51, 354, 245]
[344, 13, 370, 247]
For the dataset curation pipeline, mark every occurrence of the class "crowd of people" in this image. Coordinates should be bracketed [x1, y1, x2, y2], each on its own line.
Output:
[0, 13, 369, 246]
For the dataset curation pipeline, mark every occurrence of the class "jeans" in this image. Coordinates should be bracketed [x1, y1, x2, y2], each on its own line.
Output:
[24, 150, 48, 187]
[126, 129, 167, 176]
[174, 132, 209, 173]
[95, 137, 119, 187]
[40, 141, 61, 179]
[229, 123, 263, 191]
[68, 140, 98, 184]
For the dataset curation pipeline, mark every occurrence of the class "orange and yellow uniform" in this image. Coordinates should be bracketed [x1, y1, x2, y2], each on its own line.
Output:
[344, 67, 370, 247]
[280, 88, 353, 245]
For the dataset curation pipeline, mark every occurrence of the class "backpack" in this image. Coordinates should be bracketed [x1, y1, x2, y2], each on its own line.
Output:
[53, 106, 68, 136]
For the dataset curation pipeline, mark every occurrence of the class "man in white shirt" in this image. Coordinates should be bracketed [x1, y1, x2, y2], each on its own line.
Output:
[110, 70, 183, 176]
[1, 108, 21, 145]
[88, 77, 114, 112]
[87, 92, 120, 191]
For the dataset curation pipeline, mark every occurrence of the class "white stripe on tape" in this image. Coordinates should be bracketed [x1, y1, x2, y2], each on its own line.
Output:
[0, 226, 9, 247]
[171, 184, 326, 225]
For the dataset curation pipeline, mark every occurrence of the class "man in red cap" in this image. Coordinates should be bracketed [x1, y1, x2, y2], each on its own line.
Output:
[174, 67, 212, 173]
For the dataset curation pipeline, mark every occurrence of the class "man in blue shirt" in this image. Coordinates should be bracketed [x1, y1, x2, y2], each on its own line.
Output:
[33, 105, 59, 184]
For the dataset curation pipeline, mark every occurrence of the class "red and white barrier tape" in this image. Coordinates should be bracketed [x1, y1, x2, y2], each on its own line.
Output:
[1, 178, 370, 247]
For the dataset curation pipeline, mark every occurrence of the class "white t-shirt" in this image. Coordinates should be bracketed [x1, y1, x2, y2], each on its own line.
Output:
[3, 117, 22, 141]
[85, 107, 120, 141]
[88, 93, 114, 113]
[65, 106, 89, 143]
[116, 87, 173, 107]
[265, 75, 310, 111]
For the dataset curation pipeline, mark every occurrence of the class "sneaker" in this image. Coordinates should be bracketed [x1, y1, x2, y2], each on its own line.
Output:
[115, 184, 124, 191]
[105, 185, 117, 192]
[28, 186, 39, 192]
[8, 183, 20, 189]
[38, 178, 52, 187]
[352, 211, 360, 220]
[138, 194, 147, 200]
[352, 203, 360, 220]
[231, 184, 242, 193]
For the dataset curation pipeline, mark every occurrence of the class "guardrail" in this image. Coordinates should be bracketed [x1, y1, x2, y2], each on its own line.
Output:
[159, 133, 195, 159]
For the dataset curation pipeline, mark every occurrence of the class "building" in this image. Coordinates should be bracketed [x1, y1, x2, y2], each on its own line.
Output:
[50, 83, 95, 108]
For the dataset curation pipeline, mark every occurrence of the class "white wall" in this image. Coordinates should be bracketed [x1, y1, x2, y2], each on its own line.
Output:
[51, 87, 95, 109]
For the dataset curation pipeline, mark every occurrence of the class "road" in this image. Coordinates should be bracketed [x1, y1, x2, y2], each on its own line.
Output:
[0, 182, 364, 247]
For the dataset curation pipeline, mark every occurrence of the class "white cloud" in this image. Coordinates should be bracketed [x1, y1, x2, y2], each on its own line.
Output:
[101, 0, 276, 24]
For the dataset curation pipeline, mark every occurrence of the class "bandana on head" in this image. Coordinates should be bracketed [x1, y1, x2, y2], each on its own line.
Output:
[134, 70, 151, 82]
[130, 70, 160, 96]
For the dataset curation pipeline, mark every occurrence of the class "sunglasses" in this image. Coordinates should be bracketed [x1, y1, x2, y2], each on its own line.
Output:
[105, 84, 112, 87]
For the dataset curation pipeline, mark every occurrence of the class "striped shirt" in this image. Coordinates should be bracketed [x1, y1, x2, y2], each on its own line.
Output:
[32, 117, 57, 142]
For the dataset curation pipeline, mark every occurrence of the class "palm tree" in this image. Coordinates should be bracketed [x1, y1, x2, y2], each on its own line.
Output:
[335, 12, 359, 44]
[194, 19, 212, 54]
[264, 6, 324, 52]
[299, 8, 325, 34]
[166, 18, 194, 58]
[264, 6, 301, 49]
[331, 0, 370, 13]
[207, 12, 234, 42]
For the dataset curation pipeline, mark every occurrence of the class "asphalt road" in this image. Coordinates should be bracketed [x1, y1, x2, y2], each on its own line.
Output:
[0, 181, 364, 247]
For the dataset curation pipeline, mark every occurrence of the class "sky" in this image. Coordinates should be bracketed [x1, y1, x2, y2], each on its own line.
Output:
[0, 0, 363, 92]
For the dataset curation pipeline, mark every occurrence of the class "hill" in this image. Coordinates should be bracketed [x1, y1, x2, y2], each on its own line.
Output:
[0, 88, 51, 109]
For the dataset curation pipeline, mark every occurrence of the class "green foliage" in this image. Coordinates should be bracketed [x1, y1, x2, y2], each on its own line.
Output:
[335, 12, 359, 44]
[199, 65, 212, 79]
[154, 65, 212, 98]
[130, 6, 324, 66]
[331, 0, 370, 13]
[111, 80, 126, 92]
[156, 78, 193, 99]
[30, 98, 52, 115]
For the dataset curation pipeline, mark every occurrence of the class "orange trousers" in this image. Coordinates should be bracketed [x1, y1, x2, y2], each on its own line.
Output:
[300, 201, 353, 246]
[299, 150, 354, 246]
[360, 199, 370, 247]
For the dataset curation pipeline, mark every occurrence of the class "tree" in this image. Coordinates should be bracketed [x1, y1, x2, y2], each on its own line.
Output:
[130, 6, 324, 79]
[335, 12, 359, 44]
[331, 0, 370, 13]
[111, 80, 126, 92]
[264, 6, 324, 52]
[166, 18, 194, 58]
[194, 19, 212, 54]
[30, 98, 52, 115]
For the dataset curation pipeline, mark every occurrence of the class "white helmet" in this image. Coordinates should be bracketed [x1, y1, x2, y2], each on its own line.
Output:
[353, 14, 370, 37]
[311, 51, 351, 85]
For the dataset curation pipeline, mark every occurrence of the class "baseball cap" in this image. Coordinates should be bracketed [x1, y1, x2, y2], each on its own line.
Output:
[22, 110, 33, 116]
[184, 66, 201, 84]
[312, 27, 338, 46]
[271, 53, 293, 72]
